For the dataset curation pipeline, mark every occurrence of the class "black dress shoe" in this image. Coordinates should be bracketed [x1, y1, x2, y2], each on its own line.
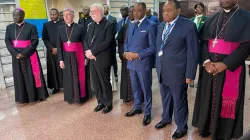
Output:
[102, 106, 113, 114]
[199, 133, 210, 138]
[94, 105, 105, 112]
[125, 109, 142, 117]
[142, 115, 151, 126]
[123, 99, 132, 103]
[155, 121, 171, 129]
[172, 130, 187, 139]
[52, 89, 59, 94]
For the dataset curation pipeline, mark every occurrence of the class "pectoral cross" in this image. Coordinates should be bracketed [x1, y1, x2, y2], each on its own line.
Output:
[212, 38, 218, 48]
[67, 40, 71, 46]
[14, 40, 18, 46]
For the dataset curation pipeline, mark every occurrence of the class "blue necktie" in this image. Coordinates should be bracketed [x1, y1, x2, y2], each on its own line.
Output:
[132, 21, 140, 35]
[161, 23, 174, 49]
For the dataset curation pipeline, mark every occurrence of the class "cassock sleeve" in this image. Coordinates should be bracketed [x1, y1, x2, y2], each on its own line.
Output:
[83, 24, 90, 52]
[80, 26, 85, 51]
[57, 29, 63, 61]
[21, 25, 38, 57]
[42, 23, 54, 51]
[5, 25, 18, 57]
[223, 41, 250, 71]
[137, 23, 157, 60]
[91, 23, 114, 56]
[185, 23, 199, 80]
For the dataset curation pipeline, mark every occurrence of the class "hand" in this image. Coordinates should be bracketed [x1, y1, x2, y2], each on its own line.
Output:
[213, 62, 228, 75]
[60, 61, 65, 69]
[126, 52, 139, 60]
[186, 79, 192, 84]
[52, 48, 57, 55]
[85, 50, 93, 58]
[16, 53, 23, 59]
[90, 55, 96, 60]
[204, 62, 217, 74]
[123, 52, 132, 60]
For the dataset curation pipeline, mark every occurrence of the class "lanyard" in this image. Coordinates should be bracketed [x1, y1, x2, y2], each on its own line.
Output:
[160, 20, 177, 49]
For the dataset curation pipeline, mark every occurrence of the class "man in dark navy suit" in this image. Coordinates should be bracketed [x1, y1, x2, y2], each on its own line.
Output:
[123, 2, 157, 126]
[154, 0, 199, 139]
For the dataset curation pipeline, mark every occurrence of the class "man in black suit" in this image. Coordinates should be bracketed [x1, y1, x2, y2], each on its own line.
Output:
[85, 3, 114, 114]
[103, 4, 118, 82]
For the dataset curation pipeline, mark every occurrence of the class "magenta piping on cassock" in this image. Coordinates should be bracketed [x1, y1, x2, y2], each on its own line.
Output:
[12, 40, 42, 88]
[63, 42, 86, 98]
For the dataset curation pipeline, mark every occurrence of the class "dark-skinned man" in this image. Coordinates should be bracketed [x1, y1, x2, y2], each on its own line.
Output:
[192, 0, 250, 139]
[117, 5, 129, 33]
[146, 8, 159, 25]
[103, 4, 118, 82]
[42, 8, 63, 94]
[78, 6, 93, 36]
[124, 2, 157, 126]
[59, 11, 64, 21]
[117, 6, 134, 103]
[5, 8, 49, 103]
[154, 1, 199, 139]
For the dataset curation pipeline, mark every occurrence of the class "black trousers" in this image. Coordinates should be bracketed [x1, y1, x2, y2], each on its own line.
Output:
[90, 61, 113, 106]
[112, 50, 118, 77]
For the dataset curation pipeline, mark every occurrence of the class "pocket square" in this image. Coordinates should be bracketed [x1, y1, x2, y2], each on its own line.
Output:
[140, 30, 146, 32]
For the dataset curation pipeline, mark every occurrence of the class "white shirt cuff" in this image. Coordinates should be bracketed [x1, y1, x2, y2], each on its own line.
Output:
[203, 59, 210, 66]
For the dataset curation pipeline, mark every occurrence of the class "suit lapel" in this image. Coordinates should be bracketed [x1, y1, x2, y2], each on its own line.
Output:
[162, 17, 182, 49]
[157, 23, 165, 51]
[130, 19, 148, 43]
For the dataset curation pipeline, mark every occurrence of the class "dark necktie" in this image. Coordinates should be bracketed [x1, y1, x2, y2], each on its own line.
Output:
[132, 21, 140, 35]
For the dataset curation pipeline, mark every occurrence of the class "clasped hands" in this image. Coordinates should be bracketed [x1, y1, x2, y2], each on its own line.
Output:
[16, 53, 24, 59]
[204, 62, 228, 75]
[85, 50, 96, 60]
[123, 52, 139, 60]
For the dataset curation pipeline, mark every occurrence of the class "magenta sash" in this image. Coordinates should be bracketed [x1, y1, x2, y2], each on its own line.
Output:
[208, 39, 241, 119]
[63, 42, 86, 98]
[12, 40, 42, 88]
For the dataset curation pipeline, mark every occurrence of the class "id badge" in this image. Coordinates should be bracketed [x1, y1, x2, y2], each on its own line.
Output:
[158, 50, 163, 56]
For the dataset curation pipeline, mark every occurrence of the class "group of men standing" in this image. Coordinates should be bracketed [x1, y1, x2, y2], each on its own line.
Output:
[4, 0, 250, 139]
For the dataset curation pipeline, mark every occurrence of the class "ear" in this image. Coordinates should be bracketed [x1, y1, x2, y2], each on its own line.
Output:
[177, 8, 181, 14]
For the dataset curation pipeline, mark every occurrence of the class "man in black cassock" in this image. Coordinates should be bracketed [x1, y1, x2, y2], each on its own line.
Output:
[78, 6, 93, 35]
[85, 4, 114, 114]
[57, 8, 88, 104]
[42, 8, 63, 94]
[117, 6, 133, 102]
[192, 0, 250, 139]
[5, 8, 49, 103]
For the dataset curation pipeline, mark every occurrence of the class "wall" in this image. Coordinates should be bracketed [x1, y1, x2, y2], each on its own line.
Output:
[47, 0, 107, 22]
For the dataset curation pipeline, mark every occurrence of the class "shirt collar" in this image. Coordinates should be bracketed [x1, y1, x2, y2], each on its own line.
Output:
[137, 15, 146, 26]
[224, 4, 239, 13]
[16, 21, 24, 26]
[167, 15, 179, 25]
[53, 19, 60, 23]
[196, 14, 203, 18]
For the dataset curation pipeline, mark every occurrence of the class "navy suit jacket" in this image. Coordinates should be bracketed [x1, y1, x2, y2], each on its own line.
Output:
[124, 18, 157, 71]
[147, 15, 160, 25]
[155, 16, 199, 86]
[117, 17, 129, 33]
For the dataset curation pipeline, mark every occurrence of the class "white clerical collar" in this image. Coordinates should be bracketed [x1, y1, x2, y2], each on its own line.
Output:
[53, 19, 60, 23]
[224, 4, 238, 12]
[67, 22, 74, 27]
[196, 14, 203, 18]
[167, 15, 179, 25]
[16, 21, 24, 26]
[131, 20, 135, 23]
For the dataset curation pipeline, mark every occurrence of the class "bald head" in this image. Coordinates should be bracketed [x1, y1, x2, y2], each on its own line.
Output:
[82, 6, 90, 16]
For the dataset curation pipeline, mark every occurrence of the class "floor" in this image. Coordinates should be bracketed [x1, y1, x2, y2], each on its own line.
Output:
[0, 68, 250, 140]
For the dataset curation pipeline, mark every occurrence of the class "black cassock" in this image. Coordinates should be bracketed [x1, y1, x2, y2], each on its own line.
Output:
[117, 23, 132, 101]
[5, 22, 48, 103]
[42, 20, 63, 90]
[192, 7, 250, 140]
[57, 22, 90, 104]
